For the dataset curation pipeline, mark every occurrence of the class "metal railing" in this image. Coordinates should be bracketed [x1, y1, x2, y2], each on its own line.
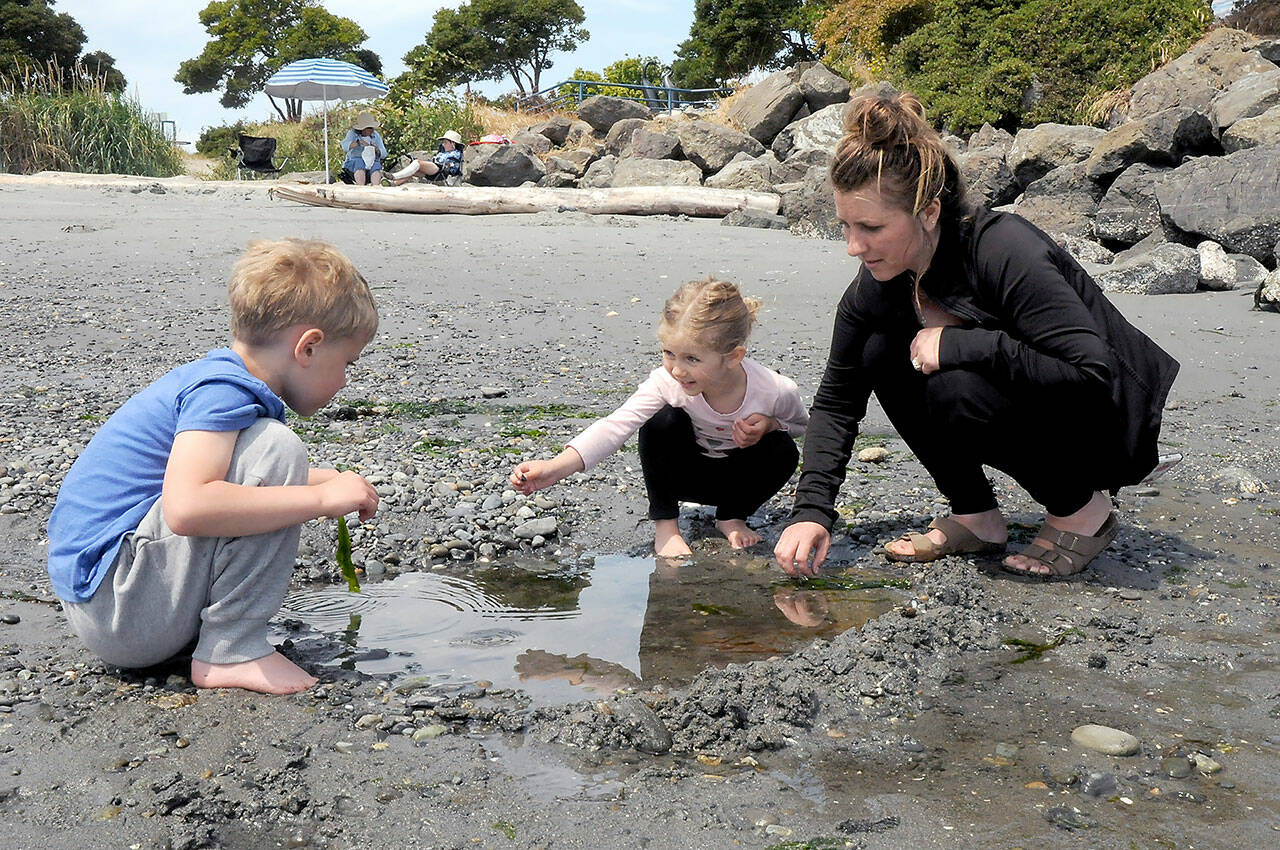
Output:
[516, 79, 733, 115]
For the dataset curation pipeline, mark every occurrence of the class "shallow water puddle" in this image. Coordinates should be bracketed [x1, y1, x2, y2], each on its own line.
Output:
[277, 554, 902, 704]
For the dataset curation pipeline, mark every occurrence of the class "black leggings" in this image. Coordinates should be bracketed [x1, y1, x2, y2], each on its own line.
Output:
[637, 406, 799, 521]
[866, 329, 1120, 518]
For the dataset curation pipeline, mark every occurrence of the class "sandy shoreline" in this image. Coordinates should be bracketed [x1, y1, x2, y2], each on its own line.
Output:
[0, 181, 1277, 849]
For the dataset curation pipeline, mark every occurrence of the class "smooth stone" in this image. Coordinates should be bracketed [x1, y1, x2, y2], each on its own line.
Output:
[413, 724, 448, 742]
[857, 447, 890, 463]
[333, 742, 356, 754]
[1162, 756, 1193, 778]
[995, 742, 1019, 758]
[1081, 771, 1118, 797]
[1189, 752, 1222, 774]
[0, 614, 18, 625]
[1071, 724, 1140, 756]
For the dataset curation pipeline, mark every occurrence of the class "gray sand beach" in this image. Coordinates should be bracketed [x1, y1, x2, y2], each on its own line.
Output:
[0, 175, 1276, 849]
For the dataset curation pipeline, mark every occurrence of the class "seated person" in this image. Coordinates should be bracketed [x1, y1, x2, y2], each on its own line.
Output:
[342, 112, 388, 186]
[389, 130, 464, 186]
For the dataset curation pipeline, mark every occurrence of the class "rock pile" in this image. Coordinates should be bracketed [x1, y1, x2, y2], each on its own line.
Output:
[462, 29, 1280, 303]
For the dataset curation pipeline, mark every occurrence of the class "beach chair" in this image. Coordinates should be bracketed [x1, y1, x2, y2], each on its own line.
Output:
[230, 135, 290, 180]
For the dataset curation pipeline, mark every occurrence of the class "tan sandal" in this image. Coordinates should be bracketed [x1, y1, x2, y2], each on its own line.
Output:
[1002, 513, 1118, 580]
[884, 516, 1007, 563]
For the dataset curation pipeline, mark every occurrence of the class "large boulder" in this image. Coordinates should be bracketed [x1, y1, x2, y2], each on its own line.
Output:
[1007, 123, 1107, 187]
[610, 158, 703, 187]
[512, 130, 552, 155]
[673, 120, 764, 174]
[1009, 162, 1103, 237]
[1083, 108, 1217, 182]
[1092, 243, 1201, 294]
[1222, 104, 1280, 152]
[798, 63, 851, 112]
[1196, 240, 1239, 291]
[1128, 28, 1275, 120]
[968, 123, 1015, 156]
[1209, 69, 1280, 134]
[629, 128, 682, 160]
[778, 168, 841, 239]
[564, 119, 599, 149]
[576, 95, 652, 132]
[771, 101, 846, 159]
[727, 69, 806, 145]
[1233, 253, 1270, 291]
[555, 147, 598, 172]
[1155, 144, 1280, 262]
[705, 155, 777, 193]
[544, 154, 588, 179]
[604, 118, 650, 156]
[1094, 163, 1171, 245]
[463, 144, 545, 187]
[579, 155, 617, 188]
[775, 148, 832, 185]
[1256, 268, 1280, 312]
[959, 146, 1019, 208]
[529, 116, 573, 147]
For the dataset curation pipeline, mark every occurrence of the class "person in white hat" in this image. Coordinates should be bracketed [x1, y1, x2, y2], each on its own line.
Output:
[341, 112, 388, 186]
[389, 130, 465, 186]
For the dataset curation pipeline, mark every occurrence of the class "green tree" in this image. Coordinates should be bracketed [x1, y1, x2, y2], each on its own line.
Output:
[886, 0, 1212, 133]
[174, 0, 381, 122]
[672, 0, 821, 87]
[0, 0, 84, 75]
[1224, 0, 1280, 34]
[79, 50, 124, 92]
[404, 0, 588, 96]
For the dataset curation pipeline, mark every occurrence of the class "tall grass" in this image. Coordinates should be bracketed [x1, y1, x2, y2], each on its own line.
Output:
[0, 63, 183, 177]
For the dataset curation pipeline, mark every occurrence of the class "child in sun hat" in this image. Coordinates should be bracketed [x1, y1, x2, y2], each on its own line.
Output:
[341, 112, 388, 185]
[510, 277, 808, 558]
[389, 130, 465, 186]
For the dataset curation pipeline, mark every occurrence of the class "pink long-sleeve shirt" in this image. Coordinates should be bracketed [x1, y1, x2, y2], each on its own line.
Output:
[567, 358, 809, 470]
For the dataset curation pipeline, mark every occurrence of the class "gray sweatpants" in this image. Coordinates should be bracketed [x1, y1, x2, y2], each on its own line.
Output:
[64, 418, 309, 667]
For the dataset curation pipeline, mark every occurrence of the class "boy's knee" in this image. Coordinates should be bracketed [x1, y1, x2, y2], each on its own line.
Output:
[229, 419, 308, 487]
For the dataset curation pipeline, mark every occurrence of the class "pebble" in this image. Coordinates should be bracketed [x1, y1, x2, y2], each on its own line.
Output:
[857, 447, 890, 463]
[333, 742, 356, 754]
[1071, 724, 1140, 756]
[0, 614, 18, 625]
[513, 516, 557, 540]
[1189, 752, 1222, 774]
[413, 724, 448, 742]
[1161, 756, 1193, 779]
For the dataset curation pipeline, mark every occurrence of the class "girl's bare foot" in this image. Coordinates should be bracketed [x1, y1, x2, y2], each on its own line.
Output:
[190, 652, 317, 695]
[884, 508, 1006, 559]
[716, 519, 761, 549]
[654, 519, 692, 557]
[1004, 491, 1112, 576]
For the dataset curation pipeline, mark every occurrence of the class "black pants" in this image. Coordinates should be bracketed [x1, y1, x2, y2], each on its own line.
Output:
[637, 406, 799, 521]
[866, 329, 1120, 518]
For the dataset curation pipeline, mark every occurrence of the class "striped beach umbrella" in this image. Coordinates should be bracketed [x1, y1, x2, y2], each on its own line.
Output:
[265, 58, 390, 183]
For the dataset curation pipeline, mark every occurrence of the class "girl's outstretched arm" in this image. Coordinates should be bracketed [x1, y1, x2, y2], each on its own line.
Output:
[510, 447, 585, 494]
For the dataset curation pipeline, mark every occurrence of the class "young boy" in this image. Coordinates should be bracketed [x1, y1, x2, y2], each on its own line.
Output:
[46, 238, 379, 695]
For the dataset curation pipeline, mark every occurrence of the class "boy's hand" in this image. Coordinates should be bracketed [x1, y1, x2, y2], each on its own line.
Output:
[318, 471, 379, 521]
[733, 413, 777, 448]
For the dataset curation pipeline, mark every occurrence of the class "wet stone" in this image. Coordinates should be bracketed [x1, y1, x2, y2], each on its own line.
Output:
[0, 614, 19, 625]
[617, 696, 672, 754]
[1162, 756, 1193, 779]
[1045, 805, 1096, 830]
[1081, 772, 1118, 797]
[1189, 752, 1222, 774]
[1071, 724, 1140, 756]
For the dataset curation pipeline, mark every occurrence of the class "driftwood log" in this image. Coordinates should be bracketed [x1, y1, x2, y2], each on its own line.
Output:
[268, 183, 780, 218]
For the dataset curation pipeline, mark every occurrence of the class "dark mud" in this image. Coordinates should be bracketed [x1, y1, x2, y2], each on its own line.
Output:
[0, 177, 1277, 849]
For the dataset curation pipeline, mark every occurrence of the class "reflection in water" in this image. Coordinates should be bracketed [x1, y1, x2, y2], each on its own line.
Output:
[277, 553, 902, 705]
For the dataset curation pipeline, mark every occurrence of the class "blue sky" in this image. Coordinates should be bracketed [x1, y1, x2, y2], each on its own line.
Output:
[56, 0, 696, 146]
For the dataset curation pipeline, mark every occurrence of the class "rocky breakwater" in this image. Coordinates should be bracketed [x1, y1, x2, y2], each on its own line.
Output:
[468, 30, 1280, 309]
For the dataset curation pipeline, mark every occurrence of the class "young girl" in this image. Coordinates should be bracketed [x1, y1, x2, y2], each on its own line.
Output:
[510, 278, 809, 557]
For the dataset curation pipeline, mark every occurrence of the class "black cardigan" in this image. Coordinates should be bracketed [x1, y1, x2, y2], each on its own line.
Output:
[792, 207, 1180, 530]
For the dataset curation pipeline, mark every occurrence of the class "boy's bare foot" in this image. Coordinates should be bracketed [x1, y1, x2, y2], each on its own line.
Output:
[716, 519, 761, 549]
[654, 519, 692, 557]
[190, 652, 317, 695]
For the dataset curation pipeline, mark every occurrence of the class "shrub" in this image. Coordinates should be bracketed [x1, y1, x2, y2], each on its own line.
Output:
[883, 0, 1213, 133]
[196, 121, 246, 158]
[0, 64, 182, 176]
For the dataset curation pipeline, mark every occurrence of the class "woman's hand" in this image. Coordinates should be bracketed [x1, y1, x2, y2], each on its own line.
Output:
[909, 327, 944, 374]
[773, 521, 830, 577]
[732, 413, 777, 448]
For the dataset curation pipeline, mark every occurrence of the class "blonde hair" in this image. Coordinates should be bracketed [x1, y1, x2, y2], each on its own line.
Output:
[228, 238, 378, 346]
[831, 91, 969, 223]
[658, 277, 760, 354]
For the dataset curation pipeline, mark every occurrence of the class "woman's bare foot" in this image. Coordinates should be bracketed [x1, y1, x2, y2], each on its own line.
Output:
[190, 652, 317, 695]
[1004, 491, 1113, 576]
[884, 508, 1007, 559]
[716, 519, 761, 549]
[654, 519, 692, 557]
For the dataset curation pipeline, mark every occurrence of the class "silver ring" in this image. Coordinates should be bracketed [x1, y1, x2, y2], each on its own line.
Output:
[911, 357, 923, 371]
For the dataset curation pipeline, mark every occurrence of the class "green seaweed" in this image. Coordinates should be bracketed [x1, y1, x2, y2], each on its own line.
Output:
[1001, 628, 1084, 663]
[692, 602, 744, 617]
[336, 516, 360, 593]
[765, 838, 845, 850]
[491, 821, 517, 840]
[774, 575, 911, 591]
